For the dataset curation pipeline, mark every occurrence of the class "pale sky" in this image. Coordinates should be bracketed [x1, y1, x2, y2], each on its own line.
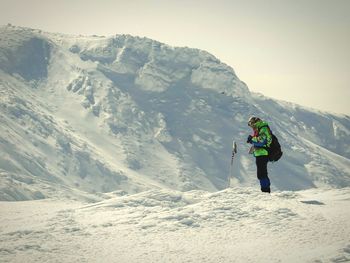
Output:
[1, 0, 349, 115]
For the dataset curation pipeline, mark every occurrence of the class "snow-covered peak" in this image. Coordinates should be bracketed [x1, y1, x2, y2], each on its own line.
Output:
[64, 32, 249, 97]
[0, 25, 349, 202]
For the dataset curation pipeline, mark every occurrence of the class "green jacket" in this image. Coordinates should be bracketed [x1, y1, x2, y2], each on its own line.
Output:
[251, 121, 272, 157]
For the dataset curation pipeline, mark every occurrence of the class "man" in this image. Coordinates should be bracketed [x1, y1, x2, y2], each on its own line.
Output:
[247, 116, 272, 193]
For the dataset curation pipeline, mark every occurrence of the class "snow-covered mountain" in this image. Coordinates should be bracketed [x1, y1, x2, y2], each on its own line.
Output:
[0, 25, 349, 201]
[1, 25, 350, 263]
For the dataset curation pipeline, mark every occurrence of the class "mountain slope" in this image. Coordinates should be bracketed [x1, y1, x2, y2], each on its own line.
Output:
[0, 25, 349, 201]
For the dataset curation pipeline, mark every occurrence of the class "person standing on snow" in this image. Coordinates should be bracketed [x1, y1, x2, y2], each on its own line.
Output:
[246, 116, 272, 193]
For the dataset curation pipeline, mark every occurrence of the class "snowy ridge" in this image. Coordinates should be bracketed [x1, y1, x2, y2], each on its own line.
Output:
[0, 24, 350, 202]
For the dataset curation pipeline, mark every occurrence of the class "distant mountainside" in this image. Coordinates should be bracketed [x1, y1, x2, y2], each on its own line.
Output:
[0, 25, 349, 201]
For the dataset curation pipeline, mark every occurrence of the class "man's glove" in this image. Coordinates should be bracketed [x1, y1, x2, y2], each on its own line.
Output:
[247, 135, 253, 144]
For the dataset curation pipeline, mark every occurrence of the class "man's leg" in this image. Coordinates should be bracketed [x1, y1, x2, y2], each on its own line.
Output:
[256, 156, 270, 193]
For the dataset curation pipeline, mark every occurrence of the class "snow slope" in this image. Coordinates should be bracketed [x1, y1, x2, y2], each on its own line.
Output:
[1, 187, 350, 262]
[1, 25, 349, 201]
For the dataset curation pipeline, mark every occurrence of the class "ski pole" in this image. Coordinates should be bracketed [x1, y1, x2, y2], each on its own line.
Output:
[228, 140, 237, 188]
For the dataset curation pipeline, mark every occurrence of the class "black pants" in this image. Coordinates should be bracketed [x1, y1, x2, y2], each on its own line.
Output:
[255, 156, 271, 193]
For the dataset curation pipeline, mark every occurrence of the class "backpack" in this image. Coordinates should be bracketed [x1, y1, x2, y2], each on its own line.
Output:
[260, 125, 283, 162]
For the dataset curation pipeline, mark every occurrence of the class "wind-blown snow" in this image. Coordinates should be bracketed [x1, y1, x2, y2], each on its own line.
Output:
[0, 25, 349, 262]
[1, 187, 350, 262]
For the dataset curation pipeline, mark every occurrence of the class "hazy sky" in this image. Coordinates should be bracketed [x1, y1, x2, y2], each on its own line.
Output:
[1, 0, 349, 115]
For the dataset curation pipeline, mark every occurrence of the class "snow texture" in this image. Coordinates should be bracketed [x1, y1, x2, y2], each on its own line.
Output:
[1, 187, 350, 262]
